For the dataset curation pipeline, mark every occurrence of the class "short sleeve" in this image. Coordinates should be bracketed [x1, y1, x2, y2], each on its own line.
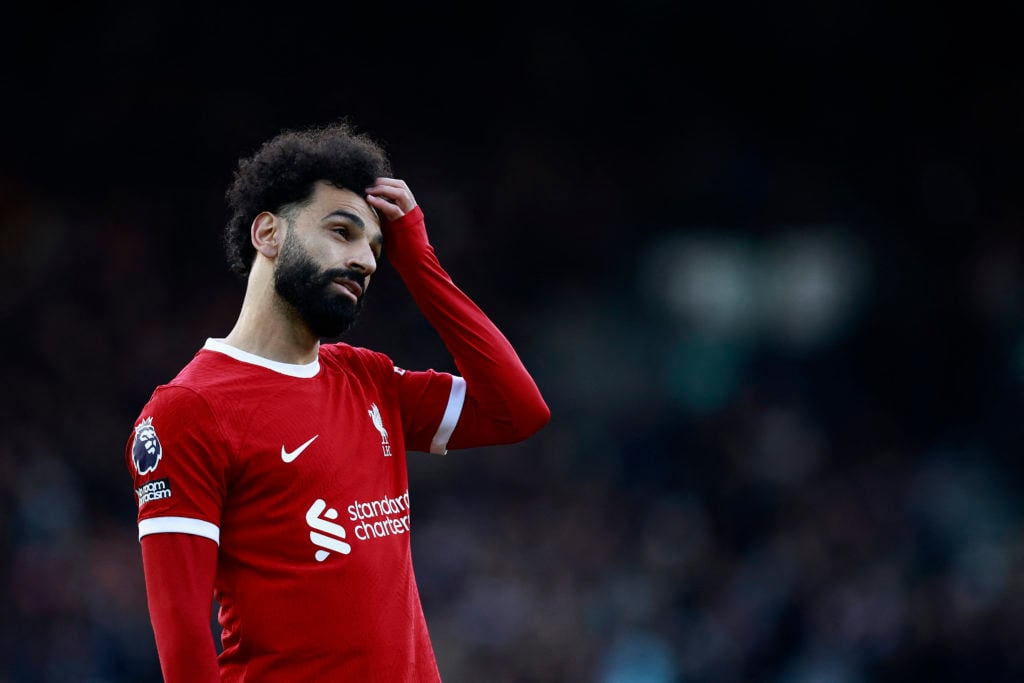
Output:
[392, 365, 466, 455]
[125, 385, 230, 544]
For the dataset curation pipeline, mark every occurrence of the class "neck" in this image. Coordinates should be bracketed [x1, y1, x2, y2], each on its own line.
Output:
[223, 267, 320, 364]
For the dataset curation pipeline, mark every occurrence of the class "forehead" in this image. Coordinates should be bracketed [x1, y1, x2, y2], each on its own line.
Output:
[304, 181, 380, 229]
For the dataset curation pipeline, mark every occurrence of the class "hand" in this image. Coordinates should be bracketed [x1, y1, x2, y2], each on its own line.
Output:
[365, 178, 417, 223]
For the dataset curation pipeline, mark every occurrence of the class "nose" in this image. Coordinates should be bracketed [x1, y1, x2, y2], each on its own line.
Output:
[347, 240, 377, 277]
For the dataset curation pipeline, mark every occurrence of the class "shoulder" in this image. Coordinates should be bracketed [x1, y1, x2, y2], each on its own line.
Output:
[141, 348, 249, 419]
[174, 346, 256, 386]
[134, 350, 249, 450]
[320, 341, 395, 374]
[142, 382, 217, 428]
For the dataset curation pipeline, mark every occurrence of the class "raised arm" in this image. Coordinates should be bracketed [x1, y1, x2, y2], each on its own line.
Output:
[366, 179, 550, 448]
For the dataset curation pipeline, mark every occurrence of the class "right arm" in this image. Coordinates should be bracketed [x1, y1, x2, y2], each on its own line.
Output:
[141, 533, 221, 682]
[127, 387, 229, 682]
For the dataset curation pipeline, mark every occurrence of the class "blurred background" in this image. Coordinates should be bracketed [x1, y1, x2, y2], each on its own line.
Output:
[2, 3, 1023, 681]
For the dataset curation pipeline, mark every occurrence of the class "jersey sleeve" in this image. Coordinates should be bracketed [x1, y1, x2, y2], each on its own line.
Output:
[141, 533, 222, 683]
[389, 363, 466, 455]
[382, 207, 550, 451]
[125, 384, 230, 545]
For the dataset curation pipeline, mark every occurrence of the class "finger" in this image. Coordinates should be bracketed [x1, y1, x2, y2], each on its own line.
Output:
[370, 177, 407, 189]
[366, 178, 411, 198]
[365, 184, 412, 201]
[366, 184, 416, 213]
[365, 183, 405, 199]
[366, 193, 405, 220]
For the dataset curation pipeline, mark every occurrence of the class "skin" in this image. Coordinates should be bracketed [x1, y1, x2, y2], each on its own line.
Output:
[224, 177, 417, 364]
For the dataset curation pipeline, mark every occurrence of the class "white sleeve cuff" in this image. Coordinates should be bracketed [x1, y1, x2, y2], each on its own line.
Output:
[138, 516, 220, 545]
[430, 376, 466, 454]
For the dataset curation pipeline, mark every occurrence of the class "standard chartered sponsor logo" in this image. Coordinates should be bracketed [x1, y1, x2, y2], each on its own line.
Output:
[348, 490, 411, 541]
[304, 490, 412, 562]
[306, 498, 352, 562]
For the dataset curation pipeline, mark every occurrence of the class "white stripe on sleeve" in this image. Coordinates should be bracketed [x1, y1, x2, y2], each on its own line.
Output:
[430, 376, 466, 455]
[138, 516, 221, 545]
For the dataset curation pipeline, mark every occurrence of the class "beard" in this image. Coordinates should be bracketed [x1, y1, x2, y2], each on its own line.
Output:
[274, 232, 366, 339]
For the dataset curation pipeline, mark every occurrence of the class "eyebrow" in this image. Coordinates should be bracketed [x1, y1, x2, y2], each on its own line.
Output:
[323, 209, 384, 252]
[324, 209, 365, 228]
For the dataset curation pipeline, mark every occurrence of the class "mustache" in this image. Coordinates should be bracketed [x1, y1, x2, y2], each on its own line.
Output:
[318, 267, 365, 287]
[318, 267, 367, 301]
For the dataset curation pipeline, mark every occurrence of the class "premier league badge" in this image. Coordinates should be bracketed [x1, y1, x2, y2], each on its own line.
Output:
[132, 416, 163, 475]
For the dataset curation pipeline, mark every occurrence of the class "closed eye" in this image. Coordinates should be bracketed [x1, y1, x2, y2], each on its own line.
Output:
[332, 227, 350, 239]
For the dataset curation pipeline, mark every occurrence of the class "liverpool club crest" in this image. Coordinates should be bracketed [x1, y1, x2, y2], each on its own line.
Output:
[368, 403, 392, 457]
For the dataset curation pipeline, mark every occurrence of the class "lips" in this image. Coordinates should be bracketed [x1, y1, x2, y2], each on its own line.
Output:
[333, 278, 363, 300]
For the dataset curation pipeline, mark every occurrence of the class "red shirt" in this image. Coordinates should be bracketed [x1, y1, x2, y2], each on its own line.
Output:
[127, 338, 464, 681]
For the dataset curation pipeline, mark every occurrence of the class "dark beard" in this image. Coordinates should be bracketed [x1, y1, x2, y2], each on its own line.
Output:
[274, 233, 365, 339]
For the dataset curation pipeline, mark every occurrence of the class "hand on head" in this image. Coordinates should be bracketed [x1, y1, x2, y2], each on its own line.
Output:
[365, 178, 417, 223]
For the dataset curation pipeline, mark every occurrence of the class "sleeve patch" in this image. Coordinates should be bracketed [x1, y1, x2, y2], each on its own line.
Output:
[132, 416, 163, 475]
[135, 477, 173, 507]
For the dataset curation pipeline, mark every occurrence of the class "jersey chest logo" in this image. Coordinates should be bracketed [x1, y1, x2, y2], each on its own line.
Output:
[368, 403, 392, 457]
[281, 434, 319, 463]
[306, 498, 352, 561]
[303, 490, 413, 562]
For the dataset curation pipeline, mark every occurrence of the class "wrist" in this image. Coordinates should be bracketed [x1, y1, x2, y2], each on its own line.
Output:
[382, 206, 429, 266]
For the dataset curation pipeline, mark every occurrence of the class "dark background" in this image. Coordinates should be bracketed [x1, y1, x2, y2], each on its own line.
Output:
[2, 3, 1023, 682]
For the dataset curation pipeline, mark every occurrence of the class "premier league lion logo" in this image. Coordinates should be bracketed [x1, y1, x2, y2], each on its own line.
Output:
[132, 416, 163, 475]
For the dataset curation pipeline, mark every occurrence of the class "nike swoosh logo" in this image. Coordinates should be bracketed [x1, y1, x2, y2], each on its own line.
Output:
[281, 434, 319, 463]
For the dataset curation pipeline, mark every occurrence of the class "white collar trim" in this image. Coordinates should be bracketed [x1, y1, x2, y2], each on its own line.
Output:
[203, 338, 321, 378]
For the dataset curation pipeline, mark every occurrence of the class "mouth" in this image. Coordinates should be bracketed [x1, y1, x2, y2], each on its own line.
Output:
[332, 278, 363, 301]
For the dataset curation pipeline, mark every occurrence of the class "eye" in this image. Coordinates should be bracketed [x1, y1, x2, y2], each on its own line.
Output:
[332, 227, 349, 239]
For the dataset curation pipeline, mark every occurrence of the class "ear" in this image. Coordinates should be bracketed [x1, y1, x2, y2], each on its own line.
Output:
[251, 211, 282, 259]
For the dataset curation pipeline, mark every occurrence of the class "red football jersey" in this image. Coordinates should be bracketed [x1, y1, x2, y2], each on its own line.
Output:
[126, 338, 465, 682]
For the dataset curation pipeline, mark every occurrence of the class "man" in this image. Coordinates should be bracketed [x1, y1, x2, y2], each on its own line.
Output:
[124, 121, 550, 682]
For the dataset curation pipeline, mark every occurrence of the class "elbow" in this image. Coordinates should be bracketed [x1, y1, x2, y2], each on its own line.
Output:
[457, 379, 551, 446]
[510, 394, 551, 442]
[532, 399, 552, 434]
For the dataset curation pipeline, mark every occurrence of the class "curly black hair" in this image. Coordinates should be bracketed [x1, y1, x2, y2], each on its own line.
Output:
[223, 121, 392, 277]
